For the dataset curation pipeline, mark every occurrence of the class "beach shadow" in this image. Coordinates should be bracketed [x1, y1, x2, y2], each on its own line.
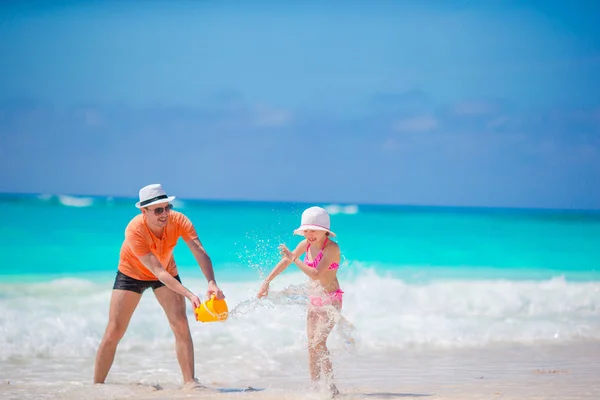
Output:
[216, 386, 265, 393]
[351, 393, 432, 398]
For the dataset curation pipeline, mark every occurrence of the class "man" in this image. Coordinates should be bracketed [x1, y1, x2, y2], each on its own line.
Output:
[93, 183, 224, 387]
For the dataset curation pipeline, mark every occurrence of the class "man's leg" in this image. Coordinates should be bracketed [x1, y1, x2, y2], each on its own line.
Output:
[153, 285, 196, 384]
[94, 289, 142, 383]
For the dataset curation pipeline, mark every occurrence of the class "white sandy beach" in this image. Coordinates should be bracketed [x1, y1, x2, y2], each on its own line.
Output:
[2, 341, 598, 400]
[2, 273, 599, 400]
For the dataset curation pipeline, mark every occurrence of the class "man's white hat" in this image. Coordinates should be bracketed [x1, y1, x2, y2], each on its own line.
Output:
[293, 206, 336, 237]
[135, 184, 176, 208]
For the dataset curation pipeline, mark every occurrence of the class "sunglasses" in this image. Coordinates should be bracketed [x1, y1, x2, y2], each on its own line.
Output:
[148, 204, 173, 215]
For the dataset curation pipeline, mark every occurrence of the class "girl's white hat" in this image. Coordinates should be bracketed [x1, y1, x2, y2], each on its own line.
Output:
[135, 184, 176, 208]
[293, 206, 336, 237]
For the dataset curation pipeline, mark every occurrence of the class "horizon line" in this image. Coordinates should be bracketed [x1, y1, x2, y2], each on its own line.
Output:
[1, 190, 599, 214]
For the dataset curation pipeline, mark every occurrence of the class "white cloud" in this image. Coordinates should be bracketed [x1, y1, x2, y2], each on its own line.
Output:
[453, 101, 498, 116]
[75, 108, 104, 127]
[215, 103, 293, 130]
[252, 104, 293, 127]
[487, 116, 510, 129]
[382, 138, 399, 152]
[392, 115, 438, 133]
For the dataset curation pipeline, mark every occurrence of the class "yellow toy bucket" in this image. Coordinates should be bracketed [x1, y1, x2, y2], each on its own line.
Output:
[195, 295, 228, 323]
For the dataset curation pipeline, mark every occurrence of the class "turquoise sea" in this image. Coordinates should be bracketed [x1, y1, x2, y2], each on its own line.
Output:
[3, 193, 599, 282]
[1, 192, 599, 398]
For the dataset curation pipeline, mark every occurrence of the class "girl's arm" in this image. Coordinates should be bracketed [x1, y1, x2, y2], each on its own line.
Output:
[282, 243, 340, 280]
[257, 240, 306, 298]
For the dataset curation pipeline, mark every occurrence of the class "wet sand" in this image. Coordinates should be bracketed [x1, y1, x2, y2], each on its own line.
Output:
[1, 341, 598, 400]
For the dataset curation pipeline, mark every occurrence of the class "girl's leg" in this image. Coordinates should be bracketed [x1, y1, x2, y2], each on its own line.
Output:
[307, 303, 340, 395]
[316, 305, 340, 395]
[306, 307, 321, 386]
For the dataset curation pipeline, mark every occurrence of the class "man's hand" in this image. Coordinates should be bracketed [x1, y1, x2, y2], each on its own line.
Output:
[206, 280, 225, 300]
[186, 293, 202, 309]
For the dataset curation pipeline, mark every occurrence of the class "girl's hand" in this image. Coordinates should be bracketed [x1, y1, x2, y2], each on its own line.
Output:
[279, 244, 294, 261]
[257, 281, 269, 299]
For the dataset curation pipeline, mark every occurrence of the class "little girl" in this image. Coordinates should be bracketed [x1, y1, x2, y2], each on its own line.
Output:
[257, 206, 343, 396]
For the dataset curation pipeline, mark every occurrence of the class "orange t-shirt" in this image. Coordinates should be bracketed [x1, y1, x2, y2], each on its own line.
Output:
[118, 211, 199, 281]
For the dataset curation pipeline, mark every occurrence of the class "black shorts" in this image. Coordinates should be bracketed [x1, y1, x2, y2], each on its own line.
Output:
[112, 270, 182, 294]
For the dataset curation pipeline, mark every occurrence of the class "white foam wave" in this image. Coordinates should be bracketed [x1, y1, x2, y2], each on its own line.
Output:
[57, 195, 94, 207]
[36, 194, 53, 201]
[1, 271, 598, 363]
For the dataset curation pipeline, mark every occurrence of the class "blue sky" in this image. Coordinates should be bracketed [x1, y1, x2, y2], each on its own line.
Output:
[1, 0, 599, 209]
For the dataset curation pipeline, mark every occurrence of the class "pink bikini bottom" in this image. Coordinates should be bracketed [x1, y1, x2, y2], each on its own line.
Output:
[309, 289, 344, 308]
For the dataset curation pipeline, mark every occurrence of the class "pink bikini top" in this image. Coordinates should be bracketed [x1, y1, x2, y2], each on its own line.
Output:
[304, 238, 340, 270]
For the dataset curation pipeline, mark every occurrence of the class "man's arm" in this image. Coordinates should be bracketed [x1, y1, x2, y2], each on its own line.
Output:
[185, 238, 224, 299]
[185, 238, 215, 282]
[137, 252, 201, 308]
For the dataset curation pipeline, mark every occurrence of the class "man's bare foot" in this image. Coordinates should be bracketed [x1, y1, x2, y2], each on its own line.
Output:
[329, 383, 340, 397]
[310, 381, 320, 392]
[182, 378, 209, 391]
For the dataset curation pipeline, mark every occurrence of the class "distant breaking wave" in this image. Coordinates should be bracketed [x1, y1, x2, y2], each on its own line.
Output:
[324, 204, 359, 215]
[170, 199, 186, 209]
[57, 195, 95, 207]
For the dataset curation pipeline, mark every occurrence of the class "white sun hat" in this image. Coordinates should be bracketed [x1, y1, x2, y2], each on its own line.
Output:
[293, 206, 336, 237]
[135, 184, 176, 208]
